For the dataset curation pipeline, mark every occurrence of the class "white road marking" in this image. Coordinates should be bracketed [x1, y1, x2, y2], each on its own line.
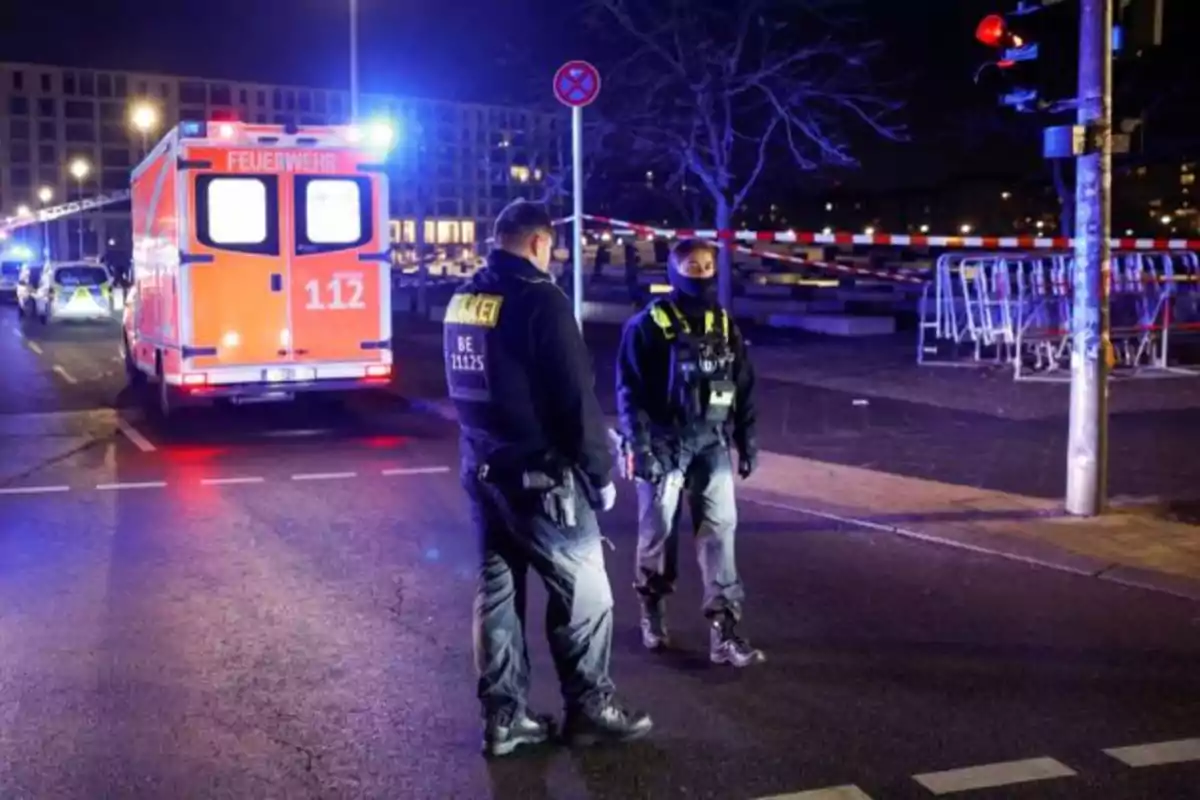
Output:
[52, 364, 78, 384]
[291, 471, 357, 481]
[913, 757, 1077, 795]
[115, 416, 156, 452]
[0, 484, 71, 496]
[1104, 738, 1200, 767]
[27, 341, 43, 354]
[381, 466, 452, 476]
[96, 481, 168, 491]
[200, 476, 265, 486]
[756, 786, 874, 800]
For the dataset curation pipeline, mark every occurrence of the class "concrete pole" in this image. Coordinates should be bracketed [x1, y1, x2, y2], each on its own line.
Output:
[1065, 0, 1113, 516]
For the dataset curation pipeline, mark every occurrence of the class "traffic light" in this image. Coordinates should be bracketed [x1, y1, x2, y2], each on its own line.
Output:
[974, 1, 1079, 113]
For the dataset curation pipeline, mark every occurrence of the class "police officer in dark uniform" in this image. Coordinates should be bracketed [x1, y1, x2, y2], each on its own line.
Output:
[615, 238, 764, 667]
[446, 199, 653, 757]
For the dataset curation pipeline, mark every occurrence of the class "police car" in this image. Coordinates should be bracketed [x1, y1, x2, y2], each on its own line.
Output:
[1, 244, 34, 300]
[27, 261, 117, 324]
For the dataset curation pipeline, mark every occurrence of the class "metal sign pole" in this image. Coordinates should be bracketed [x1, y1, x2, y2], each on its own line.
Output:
[571, 105, 584, 328]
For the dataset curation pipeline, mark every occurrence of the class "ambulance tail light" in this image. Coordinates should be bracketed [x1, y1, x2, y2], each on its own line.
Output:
[365, 364, 391, 379]
[181, 373, 208, 387]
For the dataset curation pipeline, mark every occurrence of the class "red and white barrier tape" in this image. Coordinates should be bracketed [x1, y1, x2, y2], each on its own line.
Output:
[732, 245, 924, 285]
[583, 213, 1200, 252]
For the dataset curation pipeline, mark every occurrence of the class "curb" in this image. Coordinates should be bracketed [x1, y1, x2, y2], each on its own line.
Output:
[741, 487, 1200, 604]
[393, 399, 1200, 604]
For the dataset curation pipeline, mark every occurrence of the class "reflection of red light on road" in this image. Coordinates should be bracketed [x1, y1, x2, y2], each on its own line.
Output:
[163, 445, 227, 463]
[364, 435, 408, 449]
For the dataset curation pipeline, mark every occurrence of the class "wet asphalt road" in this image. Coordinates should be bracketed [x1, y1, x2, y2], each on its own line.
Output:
[1, 303, 1198, 799]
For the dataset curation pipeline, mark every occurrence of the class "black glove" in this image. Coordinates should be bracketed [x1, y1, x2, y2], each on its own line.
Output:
[633, 449, 664, 484]
[737, 448, 757, 479]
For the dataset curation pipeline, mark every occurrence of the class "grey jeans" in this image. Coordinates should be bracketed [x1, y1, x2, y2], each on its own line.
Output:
[634, 437, 745, 620]
[463, 467, 616, 717]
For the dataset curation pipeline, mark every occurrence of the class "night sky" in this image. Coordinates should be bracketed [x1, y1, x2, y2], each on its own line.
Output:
[0, 0, 1193, 192]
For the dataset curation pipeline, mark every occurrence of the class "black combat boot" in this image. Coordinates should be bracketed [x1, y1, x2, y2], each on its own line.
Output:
[564, 696, 654, 747]
[709, 612, 765, 667]
[482, 707, 556, 757]
[639, 595, 670, 650]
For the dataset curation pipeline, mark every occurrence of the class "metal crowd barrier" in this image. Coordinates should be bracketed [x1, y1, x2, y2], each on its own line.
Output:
[917, 251, 1200, 380]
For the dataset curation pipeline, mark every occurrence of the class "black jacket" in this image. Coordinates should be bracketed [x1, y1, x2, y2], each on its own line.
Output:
[615, 293, 757, 455]
[445, 249, 613, 492]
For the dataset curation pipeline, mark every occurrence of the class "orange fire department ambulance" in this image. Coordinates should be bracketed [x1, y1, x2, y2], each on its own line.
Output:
[124, 116, 394, 417]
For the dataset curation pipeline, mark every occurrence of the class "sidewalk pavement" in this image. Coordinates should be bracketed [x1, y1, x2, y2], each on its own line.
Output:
[742, 450, 1200, 602]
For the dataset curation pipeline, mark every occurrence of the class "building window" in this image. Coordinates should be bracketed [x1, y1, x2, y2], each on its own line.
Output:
[8, 96, 30, 116]
[40, 73, 52, 92]
[298, 92, 312, 112]
[180, 81, 206, 105]
[66, 122, 98, 142]
[255, 113, 268, 123]
[315, 93, 327, 113]
[80, 73, 95, 96]
[211, 85, 232, 106]
[257, 90, 266, 107]
[101, 170, 127, 191]
[285, 91, 296, 111]
[115, 75, 127, 96]
[11, 168, 32, 189]
[101, 124, 126, 145]
[239, 89, 248, 104]
[102, 148, 131, 168]
[65, 100, 93, 120]
[99, 102, 124, 123]
[12, 70, 23, 90]
[98, 74, 113, 97]
[37, 98, 55, 117]
[159, 82, 171, 99]
[38, 144, 57, 162]
[63, 73, 76, 95]
[9, 144, 31, 164]
[38, 121, 57, 139]
[273, 89, 283, 110]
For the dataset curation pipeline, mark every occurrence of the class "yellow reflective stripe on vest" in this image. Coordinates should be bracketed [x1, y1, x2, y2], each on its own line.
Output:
[703, 309, 729, 338]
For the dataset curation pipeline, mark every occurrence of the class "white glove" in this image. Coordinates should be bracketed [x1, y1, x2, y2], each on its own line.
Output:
[598, 482, 617, 512]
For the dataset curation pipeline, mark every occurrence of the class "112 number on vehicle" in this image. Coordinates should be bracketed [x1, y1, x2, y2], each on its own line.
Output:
[304, 274, 366, 310]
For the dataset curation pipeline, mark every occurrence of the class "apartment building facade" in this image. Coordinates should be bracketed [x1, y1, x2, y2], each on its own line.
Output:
[0, 61, 564, 262]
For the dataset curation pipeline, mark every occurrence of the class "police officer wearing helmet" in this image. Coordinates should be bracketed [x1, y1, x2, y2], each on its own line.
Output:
[446, 199, 653, 757]
[615, 239, 764, 667]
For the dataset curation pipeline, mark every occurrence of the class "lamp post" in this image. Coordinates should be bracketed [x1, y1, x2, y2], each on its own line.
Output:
[37, 186, 53, 262]
[69, 158, 90, 258]
[349, 0, 359, 119]
[130, 101, 160, 156]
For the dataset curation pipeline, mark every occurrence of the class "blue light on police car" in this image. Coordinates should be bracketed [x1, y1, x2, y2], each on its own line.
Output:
[6, 244, 32, 261]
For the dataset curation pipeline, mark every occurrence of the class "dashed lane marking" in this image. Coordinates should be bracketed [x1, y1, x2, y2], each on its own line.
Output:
[0, 466, 454, 498]
[27, 341, 43, 355]
[913, 757, 1077, 795]
[756, 787, 874, 799]
[95, 481, 168, 491]
[52, 364, 78, 384]
[200, 476, 266, 486]
[0, 484, 71, 496]
[1104, 738, 1200, 768]
[291, 471, 358, 481]
[381, 466, 452, 476]
[115, 416, 157, 452]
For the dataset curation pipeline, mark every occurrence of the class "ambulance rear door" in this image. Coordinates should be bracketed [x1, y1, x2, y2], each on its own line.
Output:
[181, 144, 293, 373]
[288, 151, 390, 369]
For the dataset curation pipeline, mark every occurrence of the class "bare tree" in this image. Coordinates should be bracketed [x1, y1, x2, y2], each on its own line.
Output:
[590, 0, 905, 305]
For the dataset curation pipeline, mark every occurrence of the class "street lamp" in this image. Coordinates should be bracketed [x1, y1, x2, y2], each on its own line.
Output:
[349, 0, 359, 119]
[960, 223, 973, 234]
[37, 186, 53, 261]
[16, 204, 31, 217]
[130, 101, 160, 154]
[69, 158, 90, 257]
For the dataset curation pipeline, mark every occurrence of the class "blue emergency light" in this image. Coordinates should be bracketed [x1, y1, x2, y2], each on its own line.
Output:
[180, 120, 207, 138]
[5, 244, 32, 261]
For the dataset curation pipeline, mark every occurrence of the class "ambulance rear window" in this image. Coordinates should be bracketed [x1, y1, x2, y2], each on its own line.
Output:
[295, 176, 373, 252]
[195, 174, 280, 255]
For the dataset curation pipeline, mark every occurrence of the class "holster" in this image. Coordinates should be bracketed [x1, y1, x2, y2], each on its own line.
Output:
[521, 467, 577, 528]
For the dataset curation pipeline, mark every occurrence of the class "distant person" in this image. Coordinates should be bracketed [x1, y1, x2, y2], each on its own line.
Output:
[615, 238, 764, 667]
[623, 241, 643, 305]
[592, 241, 611, 282]
[444, 199, 653, 757]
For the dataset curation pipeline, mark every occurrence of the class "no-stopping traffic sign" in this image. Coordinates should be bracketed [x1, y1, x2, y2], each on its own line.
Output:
[553, 60, 601, 108]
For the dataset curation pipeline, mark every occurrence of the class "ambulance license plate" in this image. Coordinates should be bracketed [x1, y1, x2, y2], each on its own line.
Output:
[263, 367, 315, 383]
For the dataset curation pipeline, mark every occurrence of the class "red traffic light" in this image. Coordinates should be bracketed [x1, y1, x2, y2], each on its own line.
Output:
[976, 14, 1008, 47]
